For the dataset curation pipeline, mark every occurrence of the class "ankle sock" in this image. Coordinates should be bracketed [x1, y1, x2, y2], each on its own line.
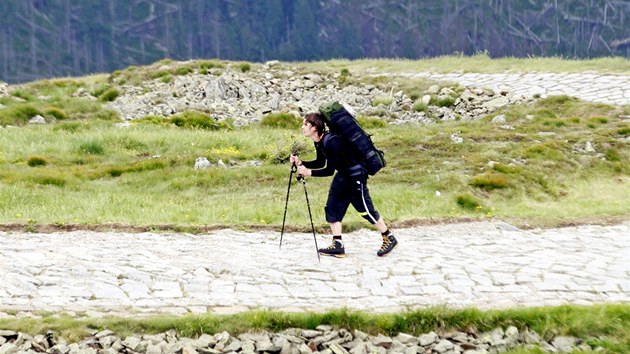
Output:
[381, 229, 392, 237]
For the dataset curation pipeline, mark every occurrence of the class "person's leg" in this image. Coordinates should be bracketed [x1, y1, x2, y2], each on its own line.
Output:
[349, 178, 398, 256]
[319, 174, 350, 258]
[373, 217, 387, 233]
[330, 221, 342, 235]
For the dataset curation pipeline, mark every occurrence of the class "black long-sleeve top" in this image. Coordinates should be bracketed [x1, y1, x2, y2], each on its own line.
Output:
[302, 133, 360, 177]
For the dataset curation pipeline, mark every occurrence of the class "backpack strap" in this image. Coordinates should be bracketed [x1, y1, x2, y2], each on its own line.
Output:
[320, 133, 334, 158]
[321, 133, 359, 169]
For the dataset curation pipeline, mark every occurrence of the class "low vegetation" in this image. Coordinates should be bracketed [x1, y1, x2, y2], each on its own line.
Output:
[260, 112, 301, 129]
[0, 305, 629, 352]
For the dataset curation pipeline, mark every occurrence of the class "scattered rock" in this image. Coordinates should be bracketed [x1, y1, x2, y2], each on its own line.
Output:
[194, 157, 211, 170]
[0, 82, 8, 98]
[0, 326, 594, 354]
[28, 115, 46, 124]
[492, 114, 507, 123]
[103, 64, 533, 126]
[450, 133, 463, 144]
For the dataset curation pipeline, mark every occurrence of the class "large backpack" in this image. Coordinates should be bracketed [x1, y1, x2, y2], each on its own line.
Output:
[318, 101, 386, 175]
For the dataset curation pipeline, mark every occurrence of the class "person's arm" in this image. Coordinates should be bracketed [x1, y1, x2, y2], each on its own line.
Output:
[300, 143, 326, 169]
[309, 136, 341, 177]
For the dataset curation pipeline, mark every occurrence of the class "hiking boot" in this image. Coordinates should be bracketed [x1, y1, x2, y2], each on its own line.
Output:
[319, 239, 346, 258]
[377, 234, 398, 257]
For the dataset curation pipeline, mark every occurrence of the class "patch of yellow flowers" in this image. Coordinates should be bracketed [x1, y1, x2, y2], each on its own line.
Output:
[208, 146, 241, 156]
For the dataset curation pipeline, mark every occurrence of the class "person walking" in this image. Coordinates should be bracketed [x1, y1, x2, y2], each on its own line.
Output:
[290, 112, 398, 258]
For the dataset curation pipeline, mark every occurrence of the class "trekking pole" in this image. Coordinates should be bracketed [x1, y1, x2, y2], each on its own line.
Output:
[297, 174, 320, 262]
[279, 164, 297, 250]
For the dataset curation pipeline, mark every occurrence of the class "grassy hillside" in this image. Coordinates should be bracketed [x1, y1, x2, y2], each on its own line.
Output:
[0, 57, 629, 232]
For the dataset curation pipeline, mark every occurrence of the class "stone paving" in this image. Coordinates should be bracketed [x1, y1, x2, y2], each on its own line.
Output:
[391, 72, 630, 106]
[1, 221, 628, 318]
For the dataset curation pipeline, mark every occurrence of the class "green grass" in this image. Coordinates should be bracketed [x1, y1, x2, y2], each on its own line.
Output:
[0, 95, 628, 230]
[0, 305, 628, 352]
[302, 54, 630, 75]
[260, 112, 301, 129]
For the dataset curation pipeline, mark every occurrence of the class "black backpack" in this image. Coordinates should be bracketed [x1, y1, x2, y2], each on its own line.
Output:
[319, 101, 386, 175]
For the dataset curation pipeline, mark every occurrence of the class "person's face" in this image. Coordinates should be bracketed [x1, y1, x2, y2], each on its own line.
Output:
[302, 119, 315, 137]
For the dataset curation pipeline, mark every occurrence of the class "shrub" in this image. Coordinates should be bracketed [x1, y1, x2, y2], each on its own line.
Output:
[53, 122, 83, 132]
[94, 110, 120, 121]
[128, 159, 167, 172]
[11, 90, 34, 101]
[431, 96, 456, 107]
[99, 88, 120, 102]
[470, 173, 508, 190]
[78, 140, 106, 155]
[272, 140, 309, 164]
[199, 60, 224, 70]
[524, 143, 565, 161]
[174, 66, 193, 76]
[604, 148, 621, 162]
[161, 75, 172, 84]
[372, 96, 393, 106]
[149, 70, 170, 80]
[492, 163, 520, 174]
[617, 127, 630, 136]
[32, 175, 66, 187]
[44, 106, 68, 120]
[456, 193, 484, 211]
[239, 63, 251, 72]
[356, 116, 387, 129]
[106, 167, 125, 177]
[136, 115, 168, 125]
[103, 159, 166, 178]
[109, 71, 123, 81]
[588, 116, 608, 125]
[170, 111, 233, 130]
[260, 112, 301, 129]
[338, 68, 351, 84]
[407, 90, 422, 101]
[412, 103, 428, 112]
[91, 85, 111, 97]
[539, 95, 576, 106]
[532, 108, 557, 120]
[0, 104, 42, 126]
[27, 156, 48, 167]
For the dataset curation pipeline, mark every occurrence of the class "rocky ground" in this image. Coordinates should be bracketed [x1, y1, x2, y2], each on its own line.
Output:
[99, 61, 535, 126]
[0, 325, 594, 354]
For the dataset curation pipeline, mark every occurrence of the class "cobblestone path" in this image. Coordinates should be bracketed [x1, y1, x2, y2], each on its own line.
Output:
[1, 221, 628, 318]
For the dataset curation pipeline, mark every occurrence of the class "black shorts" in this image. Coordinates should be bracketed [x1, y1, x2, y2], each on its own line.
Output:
[324, 170, 380, 224]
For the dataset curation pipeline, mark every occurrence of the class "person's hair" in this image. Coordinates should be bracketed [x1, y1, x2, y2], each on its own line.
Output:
[304, 112, 326, 135]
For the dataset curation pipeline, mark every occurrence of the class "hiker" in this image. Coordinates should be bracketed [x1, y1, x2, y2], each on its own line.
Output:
[289, 112, 398, 258]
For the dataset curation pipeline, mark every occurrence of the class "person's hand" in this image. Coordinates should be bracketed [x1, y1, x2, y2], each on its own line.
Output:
[290, 154, 302, 166]
[297, 165, 311, 177]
